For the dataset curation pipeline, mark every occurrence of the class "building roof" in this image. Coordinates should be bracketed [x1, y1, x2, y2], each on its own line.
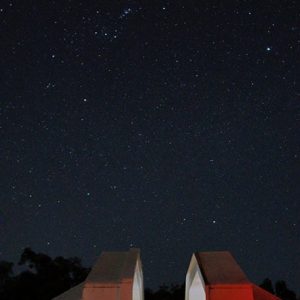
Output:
[85, 248, 140, 286]
[195, 251, 250, 285]
[52, 248, 140, 300]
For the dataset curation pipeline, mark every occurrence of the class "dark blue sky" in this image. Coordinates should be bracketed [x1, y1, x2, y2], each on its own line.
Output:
[0, 0, 299, 293]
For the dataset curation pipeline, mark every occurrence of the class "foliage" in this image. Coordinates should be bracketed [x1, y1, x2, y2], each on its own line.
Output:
[275, 280, 297, 300]
[260, 278, 298, 300]
[260, 278, 275, 294]
[0, 249, 299, 300]
[145, 284, 185, 300]
[0, 248, 90, 300]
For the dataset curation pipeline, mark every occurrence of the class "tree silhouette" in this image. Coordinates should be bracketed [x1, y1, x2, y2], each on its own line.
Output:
[275, 280, 297, 300]
[0, 260, 14, 299]
[0, 248, 89, 300]
[259, 278, 298, 300]
[145, 283, 185, 300]
[260, 278, 275, 294]
[0, 261, 13, 284]
[0, 249, 298, 300]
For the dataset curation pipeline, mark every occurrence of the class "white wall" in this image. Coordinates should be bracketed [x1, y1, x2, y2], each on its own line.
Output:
[133, 259, 144, 300]
[185, 254, 206, 300]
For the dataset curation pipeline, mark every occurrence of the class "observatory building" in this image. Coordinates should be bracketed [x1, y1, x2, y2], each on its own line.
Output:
[185, 251, 280, 300]
[53, 248, 143, 300]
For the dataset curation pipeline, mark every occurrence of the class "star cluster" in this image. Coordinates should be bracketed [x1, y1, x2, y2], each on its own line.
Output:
[0, 0, 299, 293]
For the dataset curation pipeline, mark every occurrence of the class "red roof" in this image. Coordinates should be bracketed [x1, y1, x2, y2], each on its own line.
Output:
[86, 248, 140, 286]
[191, 251, 282, 300]
[195, 251, 250, 285]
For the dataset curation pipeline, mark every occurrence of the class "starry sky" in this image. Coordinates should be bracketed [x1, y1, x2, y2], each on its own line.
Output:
[0, 0, 299, 293]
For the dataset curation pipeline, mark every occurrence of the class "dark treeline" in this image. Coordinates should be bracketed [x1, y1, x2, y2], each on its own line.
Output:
[145, 284, 185, 300]
[0, 248, 298, 300]
[259, 278, 298, 300]
[0, 248, 90, 300]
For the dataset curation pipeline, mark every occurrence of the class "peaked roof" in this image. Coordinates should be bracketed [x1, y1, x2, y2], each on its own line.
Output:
[86, 248, 140, 286]
[194, 251, 250, 285]
[53, 248, 140, 300]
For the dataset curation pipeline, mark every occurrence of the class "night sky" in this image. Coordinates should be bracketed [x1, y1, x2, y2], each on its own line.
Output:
[0, 0, 299, 293]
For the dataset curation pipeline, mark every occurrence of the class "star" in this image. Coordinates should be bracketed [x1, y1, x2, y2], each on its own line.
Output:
[0, 1, 298, 294]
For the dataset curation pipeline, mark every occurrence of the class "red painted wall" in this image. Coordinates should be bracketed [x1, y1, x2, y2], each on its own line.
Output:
[208, 284, 254, 300]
